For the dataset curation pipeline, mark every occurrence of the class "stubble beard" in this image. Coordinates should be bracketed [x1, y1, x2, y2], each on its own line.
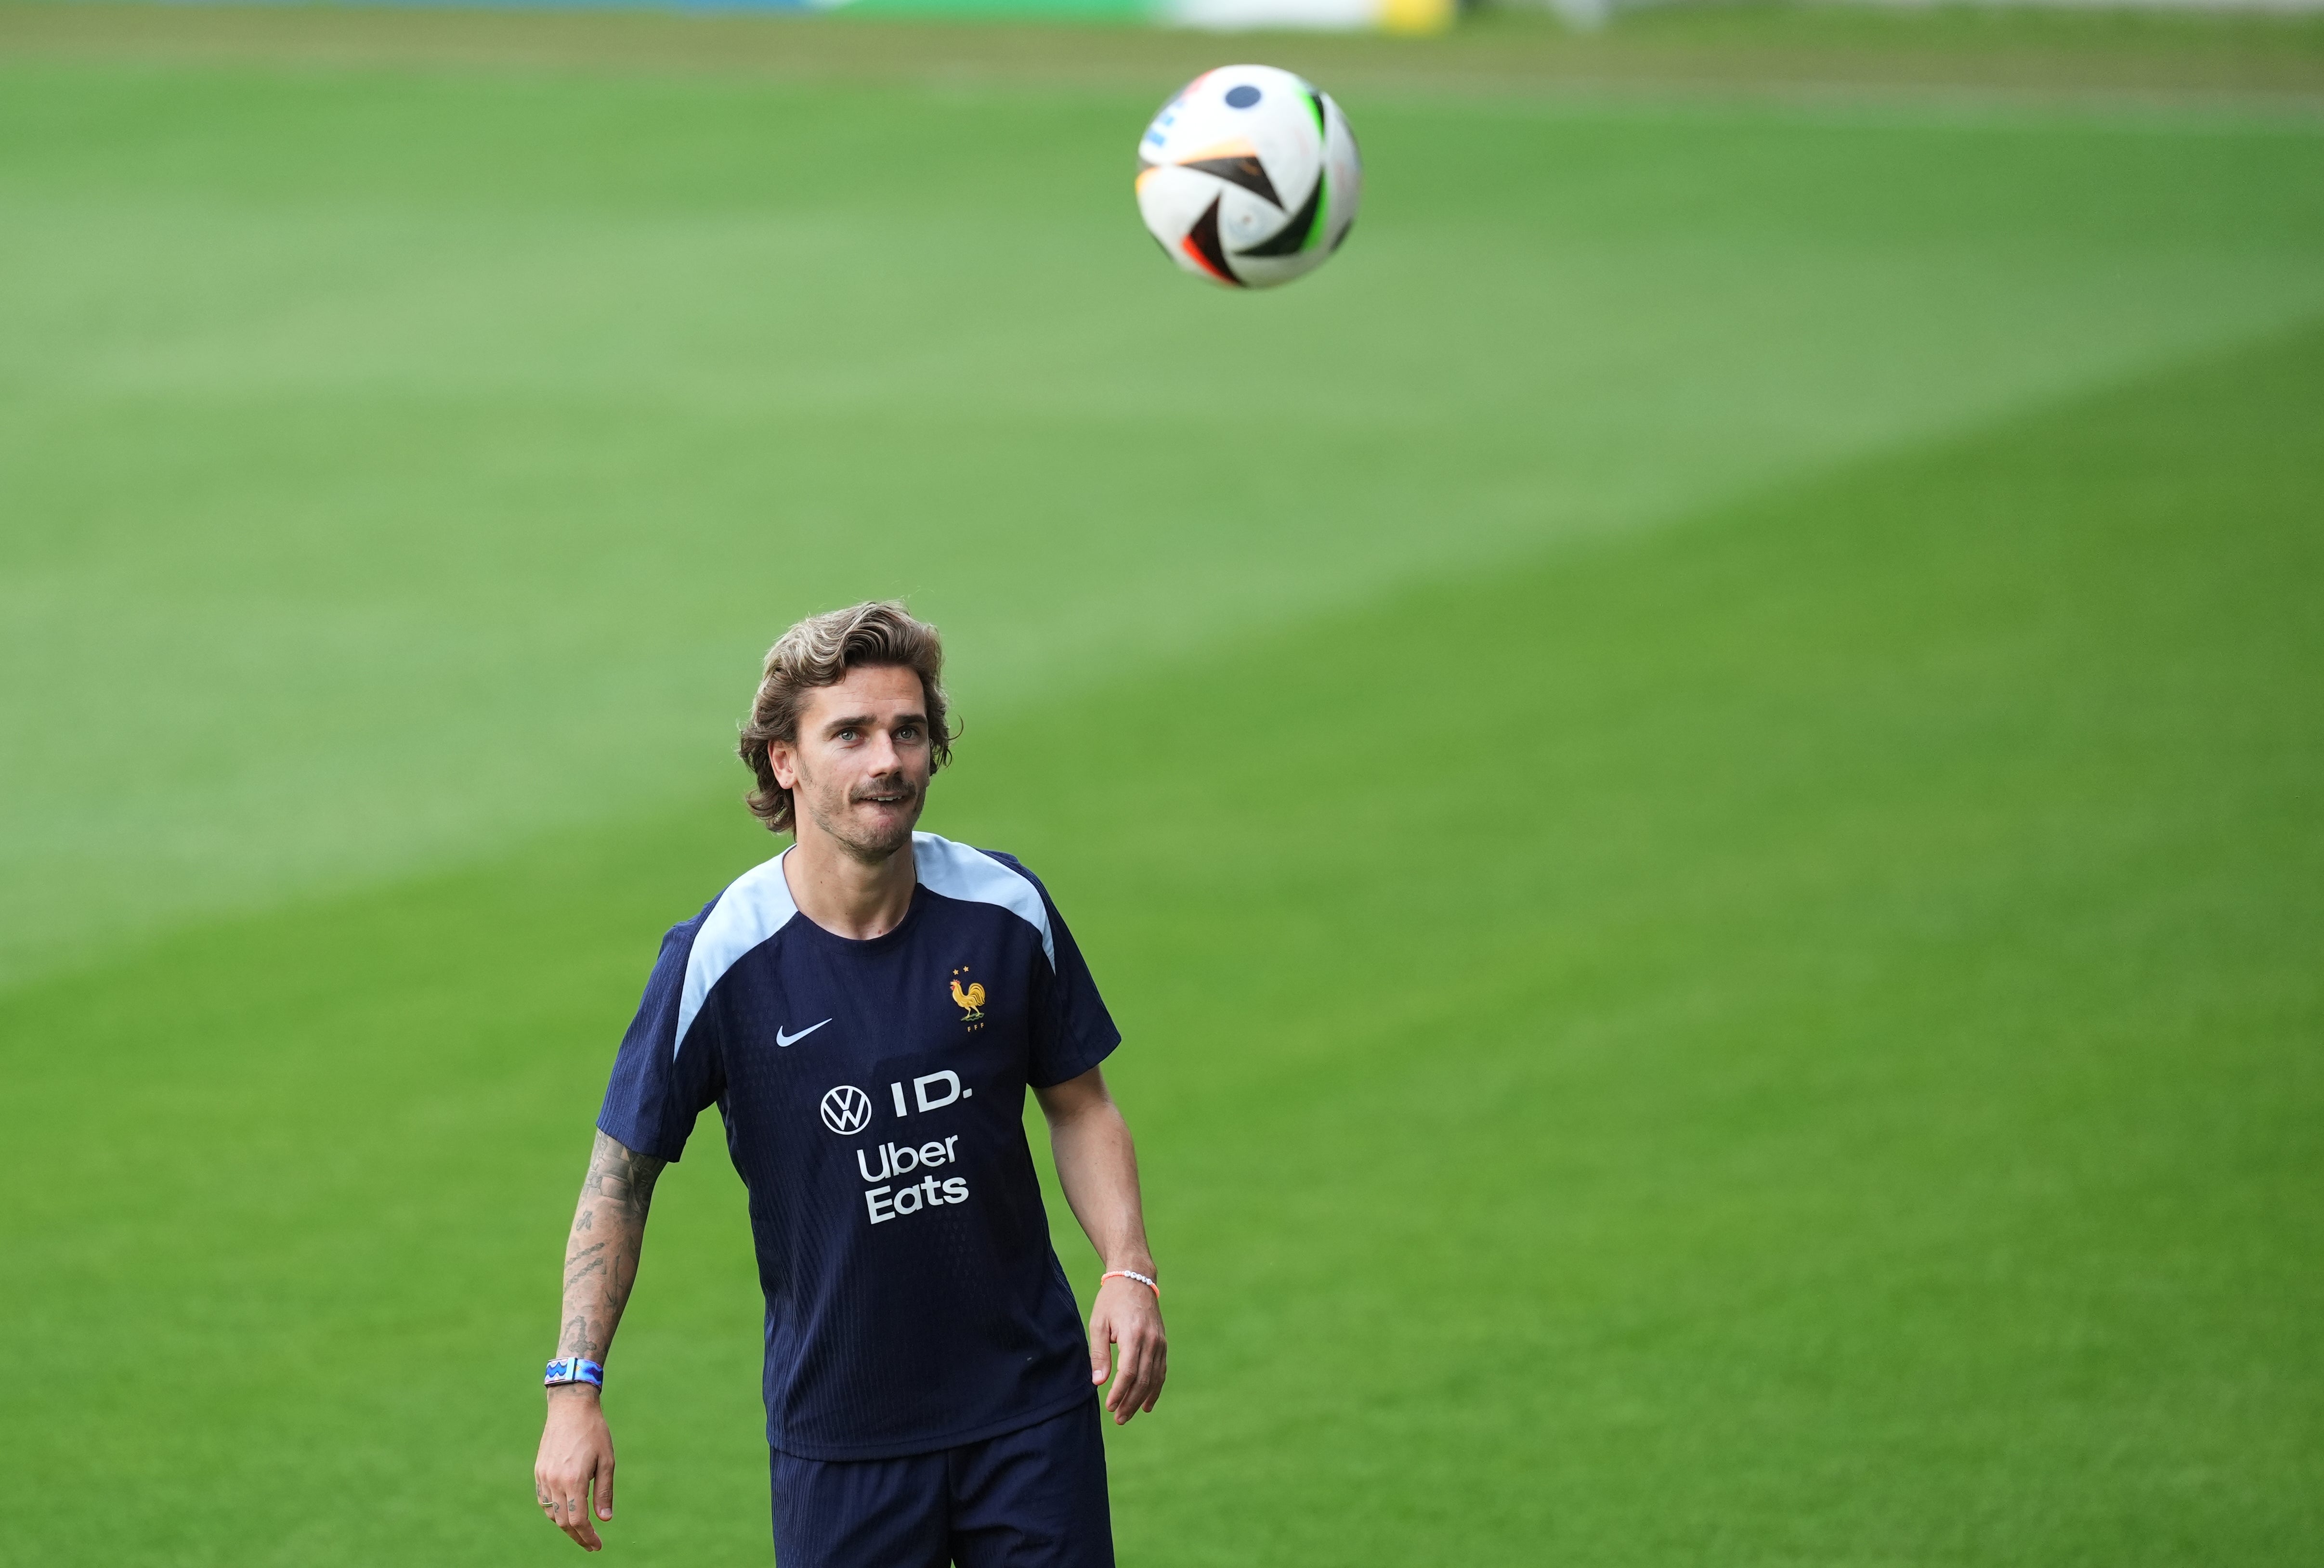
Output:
[799, 767, 923, 863]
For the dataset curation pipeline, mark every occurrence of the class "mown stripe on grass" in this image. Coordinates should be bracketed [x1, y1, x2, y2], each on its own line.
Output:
[7, 58, 2324, 993]
[6, 323, 2322, 1566]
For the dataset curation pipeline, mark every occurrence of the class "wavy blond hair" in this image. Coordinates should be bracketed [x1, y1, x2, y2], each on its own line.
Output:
[735, 601, 954, 835]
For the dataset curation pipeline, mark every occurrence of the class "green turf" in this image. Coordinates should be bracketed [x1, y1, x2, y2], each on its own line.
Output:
[10, 3, 2324, 99]
[4, 9, 2322, 1566]
[7, 21, 2324, 986]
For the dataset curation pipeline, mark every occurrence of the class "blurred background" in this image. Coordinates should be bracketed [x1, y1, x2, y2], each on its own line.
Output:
[4, 0, 2321, 1563]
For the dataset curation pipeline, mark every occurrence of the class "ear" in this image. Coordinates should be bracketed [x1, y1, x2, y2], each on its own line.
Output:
[768, 739, 800, 791]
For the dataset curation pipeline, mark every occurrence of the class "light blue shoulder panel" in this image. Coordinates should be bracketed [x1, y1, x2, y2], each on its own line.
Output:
[914, 832, 1055, 967]
[675, 851, 799, 1059]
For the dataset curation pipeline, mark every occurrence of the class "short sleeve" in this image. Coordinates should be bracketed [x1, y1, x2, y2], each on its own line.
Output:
[597, 917, 726, 1161]
[998, 859, 1121, 1089]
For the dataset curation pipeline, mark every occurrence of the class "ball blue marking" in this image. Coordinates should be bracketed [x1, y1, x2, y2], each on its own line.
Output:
[1225, 85, 1262, 109]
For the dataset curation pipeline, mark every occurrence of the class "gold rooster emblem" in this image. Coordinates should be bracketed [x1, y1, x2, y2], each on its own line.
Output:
[949, 969, 986, 1023]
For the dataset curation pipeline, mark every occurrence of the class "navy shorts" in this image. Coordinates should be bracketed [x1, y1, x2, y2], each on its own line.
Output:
[770, 1398, 1114, 1568]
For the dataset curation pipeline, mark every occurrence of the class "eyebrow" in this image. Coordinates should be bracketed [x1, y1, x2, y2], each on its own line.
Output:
[821, 711, 928, 735]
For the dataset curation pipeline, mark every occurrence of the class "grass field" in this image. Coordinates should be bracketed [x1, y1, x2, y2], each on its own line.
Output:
[5, 5, 2322, 1564]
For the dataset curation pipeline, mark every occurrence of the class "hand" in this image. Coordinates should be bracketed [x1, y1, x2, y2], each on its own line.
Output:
[1088, 1274, 1167, 1425]
[535, 1387, 616, 1551]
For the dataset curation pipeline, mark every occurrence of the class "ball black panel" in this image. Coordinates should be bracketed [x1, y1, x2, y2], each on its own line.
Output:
[1183, 155, 1283, 210]
[1234, 170, 1322, 259]
[1185, 195, 1244, 286]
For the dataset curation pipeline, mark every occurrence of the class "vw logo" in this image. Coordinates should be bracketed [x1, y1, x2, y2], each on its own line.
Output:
[820, 1084, 873, 1136]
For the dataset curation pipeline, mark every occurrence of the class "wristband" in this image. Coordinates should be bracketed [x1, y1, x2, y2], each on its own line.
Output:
[544, 1357, 604, 1389]
[1101, 1269, 1160, 1299]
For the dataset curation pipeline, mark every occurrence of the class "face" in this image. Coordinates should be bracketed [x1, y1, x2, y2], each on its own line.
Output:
[770, 664, 933, 860]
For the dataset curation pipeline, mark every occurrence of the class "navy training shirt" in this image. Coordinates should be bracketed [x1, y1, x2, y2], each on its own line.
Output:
[596, 832, 1121, 1461]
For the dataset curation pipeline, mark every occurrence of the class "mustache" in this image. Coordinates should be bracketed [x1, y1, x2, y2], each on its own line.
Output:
[849, 775, 919, 803]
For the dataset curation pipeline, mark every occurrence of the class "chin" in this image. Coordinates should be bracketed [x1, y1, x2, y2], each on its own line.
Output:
[849, 809, 919, 854]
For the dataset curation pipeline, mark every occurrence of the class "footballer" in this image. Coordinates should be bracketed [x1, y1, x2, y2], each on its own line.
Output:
[533, 602, 1165, 1564]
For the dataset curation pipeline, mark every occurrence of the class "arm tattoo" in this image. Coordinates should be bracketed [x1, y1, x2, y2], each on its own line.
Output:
[555, 1130, 667, 1365]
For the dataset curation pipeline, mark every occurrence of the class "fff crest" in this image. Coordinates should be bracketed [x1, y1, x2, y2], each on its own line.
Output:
[949, 966, 987, 1033]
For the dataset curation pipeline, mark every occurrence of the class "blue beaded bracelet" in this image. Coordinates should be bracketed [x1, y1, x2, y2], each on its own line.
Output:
[545, 1357, 604, 1389]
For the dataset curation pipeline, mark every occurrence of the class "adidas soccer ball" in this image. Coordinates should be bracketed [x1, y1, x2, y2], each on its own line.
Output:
[1135, 65, 1361, 290]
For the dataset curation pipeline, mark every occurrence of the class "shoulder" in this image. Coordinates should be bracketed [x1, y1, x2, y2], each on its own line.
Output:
[657, 894, 720, 955]
[673, 852, 802, 1052]
[670, 853, 799, 971]
[912, 832, 1056, 964]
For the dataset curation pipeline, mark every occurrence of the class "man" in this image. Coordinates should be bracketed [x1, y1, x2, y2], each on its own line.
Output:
[533, 601, 1165, 1564]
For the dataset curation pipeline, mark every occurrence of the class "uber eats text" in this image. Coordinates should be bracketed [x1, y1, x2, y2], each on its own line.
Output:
[860, 1134, 968, 1225]
[840, 1071, 976, 1224]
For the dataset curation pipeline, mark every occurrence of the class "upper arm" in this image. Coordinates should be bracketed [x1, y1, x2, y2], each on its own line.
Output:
[583, 1129, 667, 1207]
[598, 920, 725, 1162]
[999, 861, 1120, 1089]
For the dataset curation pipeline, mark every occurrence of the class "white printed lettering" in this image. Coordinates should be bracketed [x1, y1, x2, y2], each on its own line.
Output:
[858, 1132, 972, 1224]
[914, 1071, 962, 1112]
[889, 1082, 908, 1116]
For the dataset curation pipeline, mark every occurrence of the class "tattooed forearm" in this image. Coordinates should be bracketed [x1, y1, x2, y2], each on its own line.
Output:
[554, 1130, 667, 1368]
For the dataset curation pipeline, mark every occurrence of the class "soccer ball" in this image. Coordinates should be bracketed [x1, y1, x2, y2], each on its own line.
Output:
[1135, 65, 1362, 290]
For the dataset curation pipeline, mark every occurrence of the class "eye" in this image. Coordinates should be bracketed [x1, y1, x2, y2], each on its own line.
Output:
[897, 725, 922, 741]
[836, 727, 860, 742]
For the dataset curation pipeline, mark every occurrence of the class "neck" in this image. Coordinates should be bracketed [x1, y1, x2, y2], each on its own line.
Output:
[782, 826, 918, 941]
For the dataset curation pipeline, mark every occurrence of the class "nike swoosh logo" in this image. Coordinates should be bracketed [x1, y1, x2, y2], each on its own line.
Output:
[775, 1019, 832, 1049]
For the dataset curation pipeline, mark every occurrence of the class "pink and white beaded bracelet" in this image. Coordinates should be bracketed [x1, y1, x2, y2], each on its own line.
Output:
[1101, 1269, 1160, 1298]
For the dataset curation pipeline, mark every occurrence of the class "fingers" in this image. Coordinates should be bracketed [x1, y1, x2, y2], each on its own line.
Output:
[1112, 1324, 1167, 1424]
[553, 1479, 596, 1549]
[1140, 1334, 1168, 1413]
[560, 1480, 602, 1551]
[535, 1462, 605, 1551]
[537, 1475, 587, 1549]
[1088, 1315, 1111, 1387]
[537, 1396, 615, 1550]
[1089, 1283, 1167, 1426]
[569, 1482, 604, 1552]
[1126, 1310, 1166, 1417]
[1108, 1324, 1146, 1423]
